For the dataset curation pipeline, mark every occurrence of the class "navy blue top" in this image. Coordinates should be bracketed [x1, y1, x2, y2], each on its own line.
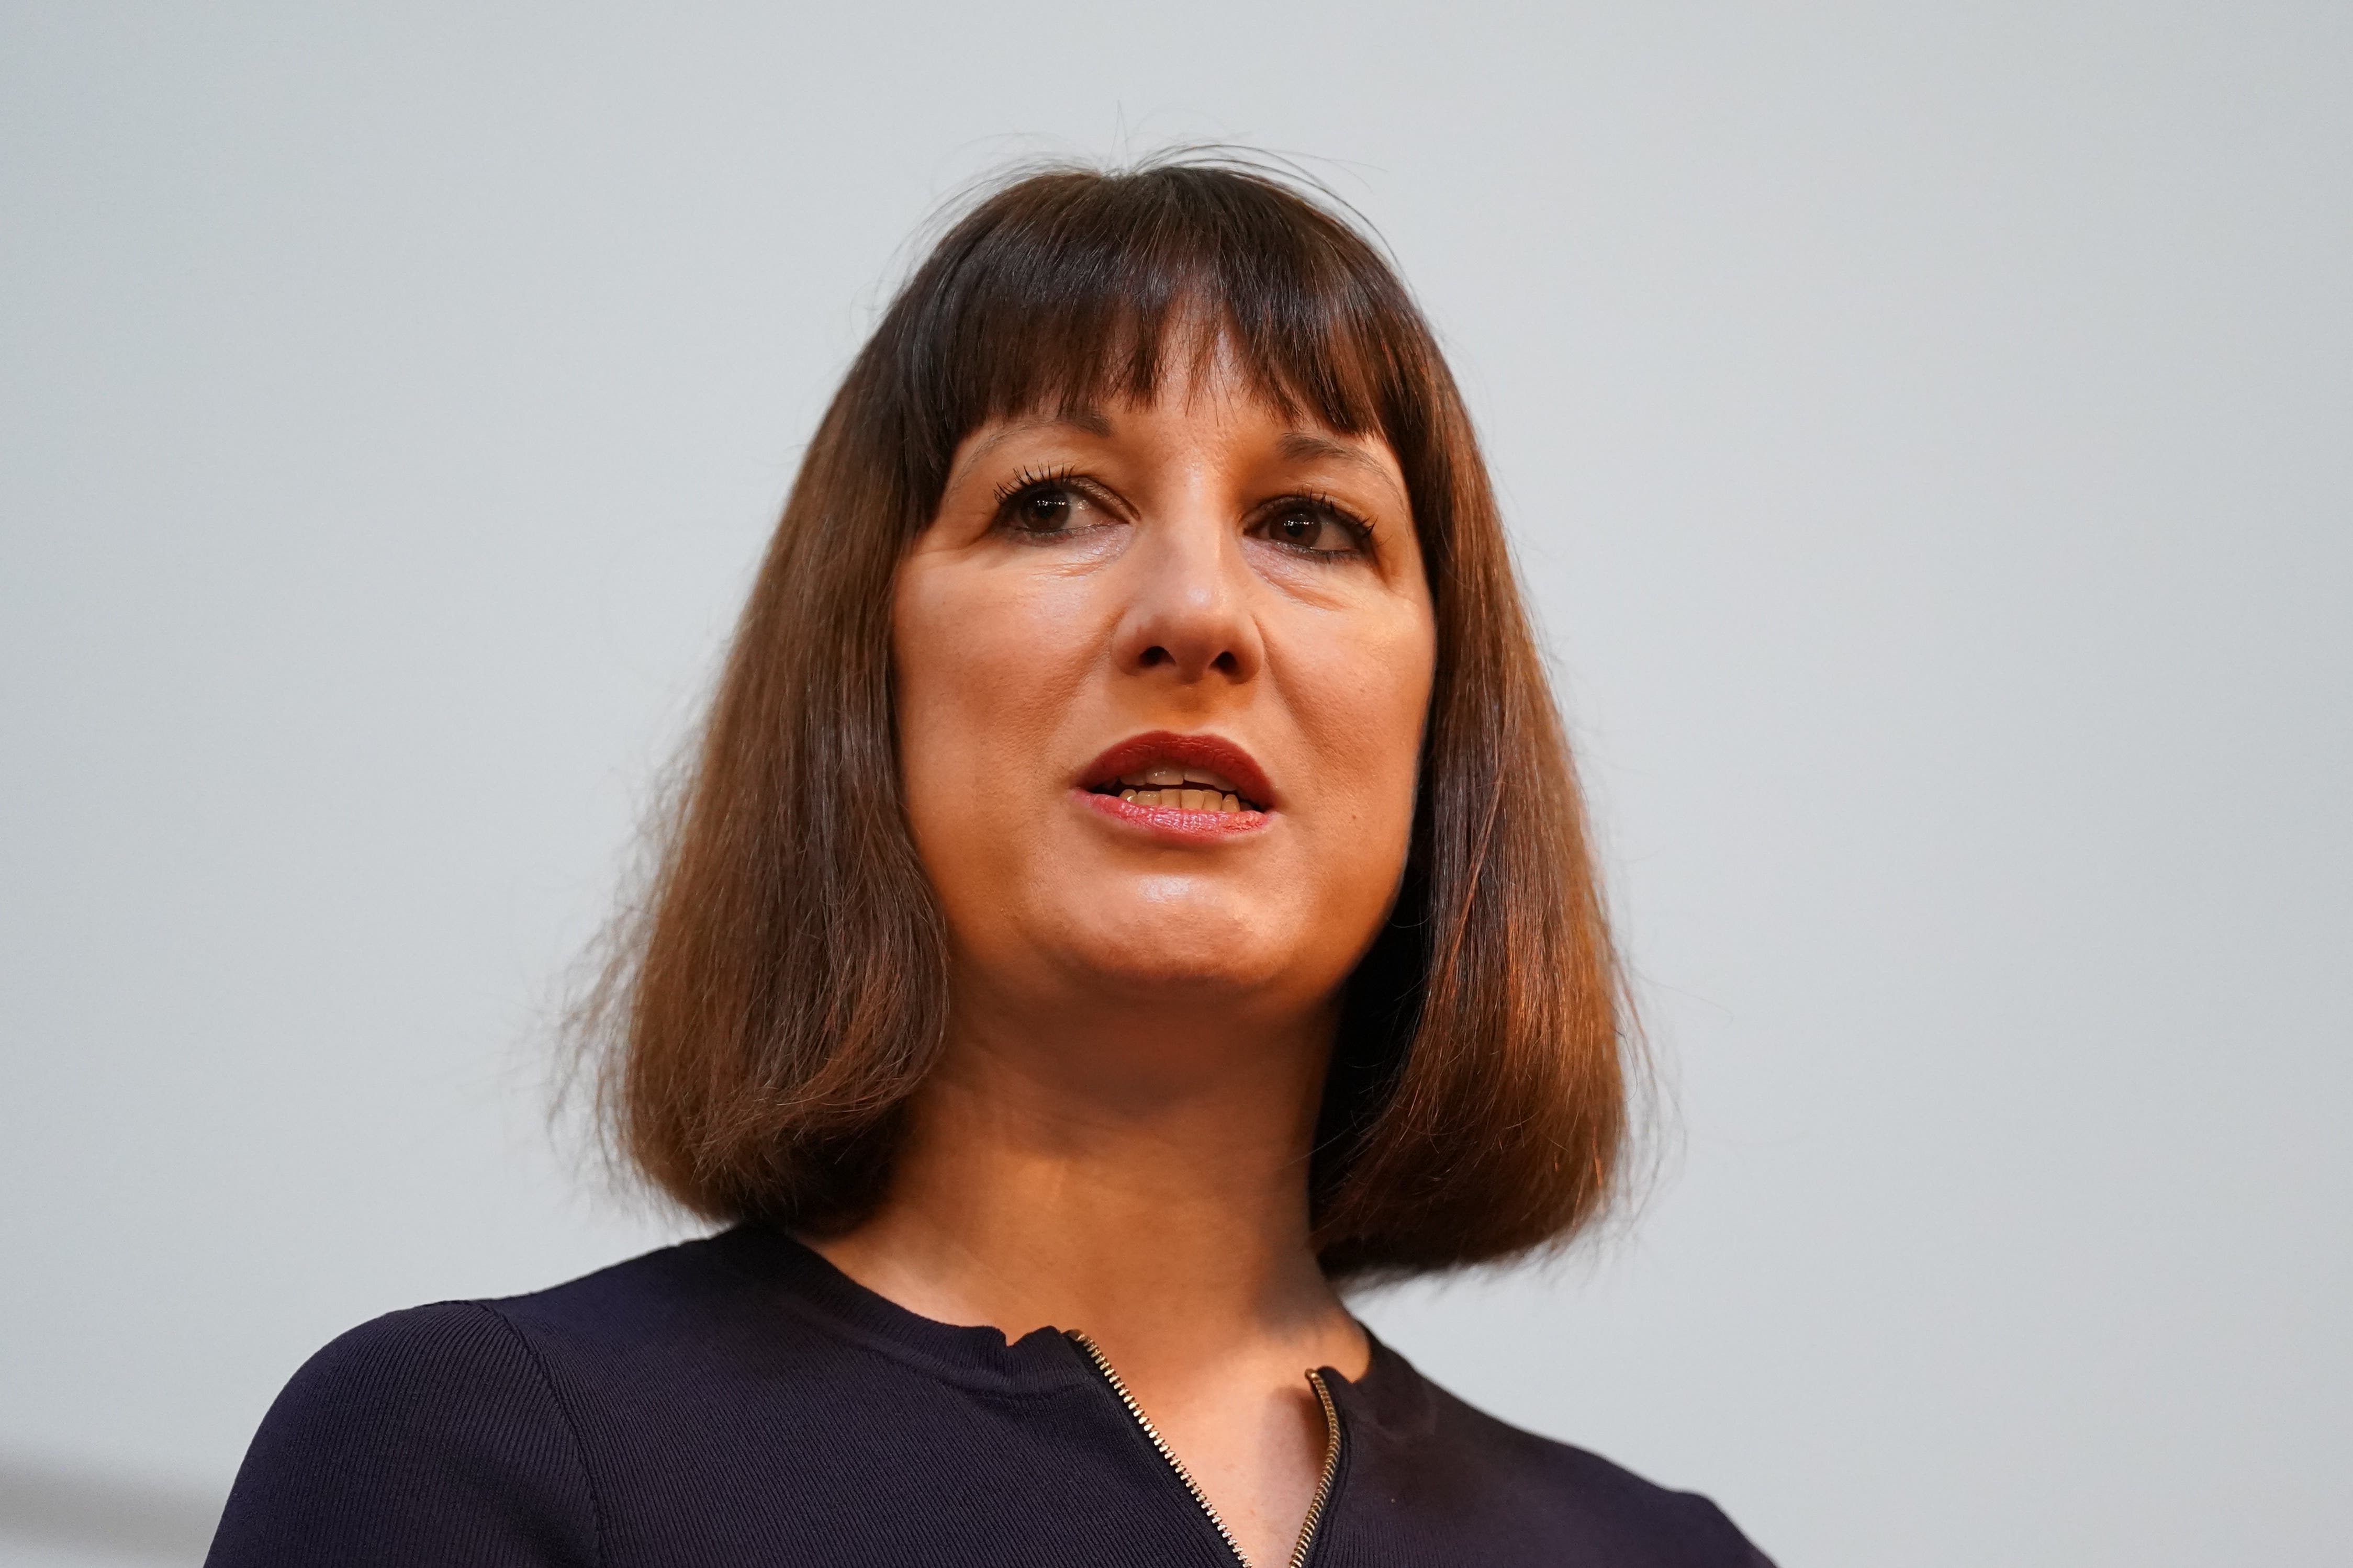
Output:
[205, 1225, 1772, 1566]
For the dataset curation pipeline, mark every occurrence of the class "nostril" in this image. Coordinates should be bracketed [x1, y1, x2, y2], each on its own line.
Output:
[1211, 651, 1240, 674]
[1139, 646, 1173, 667]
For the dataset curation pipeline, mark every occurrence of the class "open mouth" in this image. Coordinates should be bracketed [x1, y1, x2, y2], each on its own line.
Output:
[1077, 731, 1274, 819]
[1085, 765, 1262, 815]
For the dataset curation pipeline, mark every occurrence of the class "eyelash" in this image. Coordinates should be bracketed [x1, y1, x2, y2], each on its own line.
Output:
[991, 464, 1081, 508]
[991, 470, 1374, 559]
[1285, 490, 1376, 551]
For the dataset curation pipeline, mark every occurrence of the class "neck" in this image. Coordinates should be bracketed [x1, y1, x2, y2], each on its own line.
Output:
[806, 984, 1368, 1381]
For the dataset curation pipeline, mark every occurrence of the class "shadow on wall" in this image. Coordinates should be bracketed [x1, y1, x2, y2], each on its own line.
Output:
[0, 1456, 224, 1564]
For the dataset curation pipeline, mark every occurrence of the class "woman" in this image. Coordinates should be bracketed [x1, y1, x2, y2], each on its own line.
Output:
[206, 158, 1772, 1567]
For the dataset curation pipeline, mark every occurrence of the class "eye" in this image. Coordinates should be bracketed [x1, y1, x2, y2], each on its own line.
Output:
[1009, 483, 1075, 532]
[992, 468, 1101, 538]
[1254, 495, 1371, 557]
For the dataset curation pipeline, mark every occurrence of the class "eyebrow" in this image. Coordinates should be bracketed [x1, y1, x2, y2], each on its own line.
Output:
[961, 410, 1115, 468]
[1278, 430, 1407, 505]
[956, 413, 1406, 507]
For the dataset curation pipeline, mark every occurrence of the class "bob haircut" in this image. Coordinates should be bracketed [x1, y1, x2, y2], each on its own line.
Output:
[581, 155, 1631, 1279]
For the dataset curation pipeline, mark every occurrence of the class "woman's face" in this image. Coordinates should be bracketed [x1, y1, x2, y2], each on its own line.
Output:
[893, 349, 1437, 1039]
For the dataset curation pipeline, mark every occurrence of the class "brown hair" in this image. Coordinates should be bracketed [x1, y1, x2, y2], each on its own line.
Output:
[578, 155, 1633, 1279]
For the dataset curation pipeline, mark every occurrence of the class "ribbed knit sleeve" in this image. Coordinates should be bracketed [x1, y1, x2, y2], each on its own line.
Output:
[204, 1302, 600, 1568]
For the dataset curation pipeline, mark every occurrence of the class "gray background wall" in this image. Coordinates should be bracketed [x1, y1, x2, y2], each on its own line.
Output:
[3, 4, 2347, 1564]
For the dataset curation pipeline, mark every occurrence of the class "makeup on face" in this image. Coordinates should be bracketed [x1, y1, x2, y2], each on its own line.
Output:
[892, 366, 1433, 1009]
[1073, 730, 1275, 836]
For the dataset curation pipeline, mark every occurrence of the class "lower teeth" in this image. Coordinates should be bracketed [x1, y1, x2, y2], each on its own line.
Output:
[1118, 787, 1244, 814]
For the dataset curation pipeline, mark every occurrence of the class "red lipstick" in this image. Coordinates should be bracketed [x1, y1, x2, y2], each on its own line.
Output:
[1078, 731, 1276, 807]
[1072, 730, 1276, 841]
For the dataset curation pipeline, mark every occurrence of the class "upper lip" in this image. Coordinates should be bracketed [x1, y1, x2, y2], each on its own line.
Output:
[1078, 731, 1276, 809]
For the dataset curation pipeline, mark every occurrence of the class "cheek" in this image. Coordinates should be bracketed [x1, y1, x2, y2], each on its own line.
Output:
[1318, 621, 1435, 806]
[891, 561, 1090, 878]
[1283, 609, 1436, 896]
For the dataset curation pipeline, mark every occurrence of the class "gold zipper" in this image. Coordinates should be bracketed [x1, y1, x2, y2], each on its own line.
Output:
[1066, 1329, 1343, 1568]
[1287, 1369, 1343, 1568]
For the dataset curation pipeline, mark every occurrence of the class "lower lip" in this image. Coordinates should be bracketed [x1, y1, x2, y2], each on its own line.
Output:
[1072, 787, 1272, 840]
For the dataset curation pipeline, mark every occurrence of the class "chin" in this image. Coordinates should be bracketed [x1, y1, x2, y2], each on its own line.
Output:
[1086, 949, 1274, 999]
[1043, 911, 1314, 1006]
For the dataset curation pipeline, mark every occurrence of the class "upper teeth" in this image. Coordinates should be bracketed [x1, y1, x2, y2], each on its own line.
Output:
[1108, 765, 1252, 813]
[1121, 766, 1238, 793]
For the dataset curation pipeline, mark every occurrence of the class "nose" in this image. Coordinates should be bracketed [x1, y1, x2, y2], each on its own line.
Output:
[1110, 503, 1264, 685]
